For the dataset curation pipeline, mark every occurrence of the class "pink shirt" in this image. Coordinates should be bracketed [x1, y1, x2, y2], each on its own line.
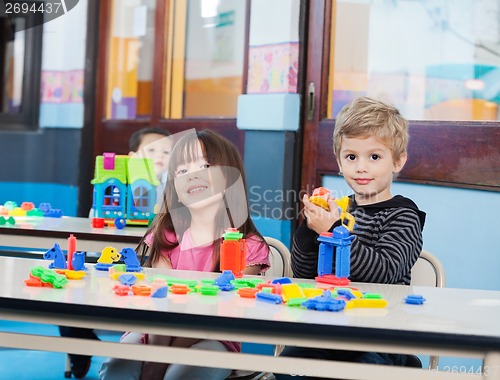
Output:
[144, 228, 270, 353]
[146, 229, 270, 273]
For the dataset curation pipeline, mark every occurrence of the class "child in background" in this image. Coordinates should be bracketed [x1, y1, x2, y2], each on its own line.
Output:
[62, 127, 172, 379]
[99, 129, 270, 380]
[128, 127, 173, 206]
[275, 97, 426, 379]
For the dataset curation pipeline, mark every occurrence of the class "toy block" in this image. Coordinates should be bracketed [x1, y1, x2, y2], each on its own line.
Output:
[149, 275, 198, 289]
[170, 284, 190, 294]
[30, 266, 68, 288]
[131, 285, 151, 296]
[97, 246, 121, 263]
[113, 284, 131, 296]
[404, 294, 426, 305]
[270, 277, 292, 285]
[345, 298, 388, 309]
[316, 275, 350, 286]
[301, 290, 346, 312]
[281, 283, 305, 302]
[21, 202, 35, 210]
[92, 218, 105, 228]
[286, 298, 308, 307]
[237, 287, 259, 298]
[303, 288, 324, 298]
[43, 243, 67, 270]
[256, 292, 282, 304]
[309, 187, 331, 210]
[151, 279, 168, 298]
[119, 273, 138, 286]
[72, 251, 87, 271]
[119, 247, 142, 272]
[198, 284, 220, 295]
[220, 228, 247, 278]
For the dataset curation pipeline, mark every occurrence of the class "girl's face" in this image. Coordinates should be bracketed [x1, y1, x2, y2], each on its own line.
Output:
[173, 142, 226, 209]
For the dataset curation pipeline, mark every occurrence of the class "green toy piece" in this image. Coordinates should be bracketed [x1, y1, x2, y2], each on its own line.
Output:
[222, 229, 244, 241]
[26, 208, 44, 217]
[231, 278, 264, 288]
[286, 297, 308, 307]
[362, 293, 383, 299]
[30, 266, 68, 288]
[149, 275, 199, 289]
[198, 284, 220, 295]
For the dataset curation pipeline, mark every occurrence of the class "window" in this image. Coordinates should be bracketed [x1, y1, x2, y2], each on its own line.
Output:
[101, 0, 247, 121]
[301, 0, 500, 191]
[133, 186, 150, 209]
[0, 12, 42, 131]
[93, 0, 249, 158]
[103, 185, 121, 207]
[328, 0, 500, 122]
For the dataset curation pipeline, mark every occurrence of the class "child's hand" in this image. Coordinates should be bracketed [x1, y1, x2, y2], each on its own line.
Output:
[302, 194, 340, 234]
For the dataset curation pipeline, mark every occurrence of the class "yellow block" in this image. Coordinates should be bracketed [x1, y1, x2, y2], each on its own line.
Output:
[281, 283, 305, 302]
[345, 298, 388, 309]
[58, 270, 86, 280]
[303, 288, 324, 298]
[110, 272, 145, 281]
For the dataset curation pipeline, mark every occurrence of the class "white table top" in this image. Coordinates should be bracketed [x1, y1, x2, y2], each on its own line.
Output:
[1, 256, 500, 353]
[0, 216, 147, 252]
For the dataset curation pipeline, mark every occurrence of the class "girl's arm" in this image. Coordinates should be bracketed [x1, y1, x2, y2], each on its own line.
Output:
[244, 236, 271, 275]
[152, 255, 173, 269]
[242, 265, 262, 275]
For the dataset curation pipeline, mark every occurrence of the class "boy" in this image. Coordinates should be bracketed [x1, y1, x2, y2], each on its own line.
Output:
[128, 127, 173, 203]
[276, 97, 426, 379]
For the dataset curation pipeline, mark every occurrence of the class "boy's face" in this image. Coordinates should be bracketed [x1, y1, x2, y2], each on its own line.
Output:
[337, 135, 406, 205]
[132, 133, 173, 179]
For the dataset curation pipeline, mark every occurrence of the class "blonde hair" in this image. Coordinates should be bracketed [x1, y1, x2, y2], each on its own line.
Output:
[333, 97, 409, 161]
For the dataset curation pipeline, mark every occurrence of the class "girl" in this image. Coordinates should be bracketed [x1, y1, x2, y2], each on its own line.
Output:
[100, 130, 270, 380]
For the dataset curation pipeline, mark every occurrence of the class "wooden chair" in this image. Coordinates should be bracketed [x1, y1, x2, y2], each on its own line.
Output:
[411, 250, 446, 369]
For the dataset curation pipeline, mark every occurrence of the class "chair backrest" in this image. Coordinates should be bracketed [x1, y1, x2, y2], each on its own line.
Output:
[263, 236, 292, 278]
[410, 250, 446, 370]
[411, 250, 446, 288]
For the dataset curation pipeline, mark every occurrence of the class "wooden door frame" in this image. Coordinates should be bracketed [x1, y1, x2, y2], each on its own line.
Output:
[92, 0, 249, 157]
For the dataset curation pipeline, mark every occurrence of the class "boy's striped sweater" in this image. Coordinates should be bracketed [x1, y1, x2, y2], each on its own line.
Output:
[292, 195, 426, 285]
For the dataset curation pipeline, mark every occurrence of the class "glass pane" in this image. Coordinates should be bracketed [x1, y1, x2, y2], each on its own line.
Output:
[164, 0, 247, 118]
[329, 0, 500, 121]
[1, 17, 25, 113]
[105, 0, 156, 120]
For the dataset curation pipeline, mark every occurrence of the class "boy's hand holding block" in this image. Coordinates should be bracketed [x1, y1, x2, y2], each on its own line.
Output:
[308, 187, 331, 210]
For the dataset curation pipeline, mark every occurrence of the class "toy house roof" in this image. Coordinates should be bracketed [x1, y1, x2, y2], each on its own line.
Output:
[128, 157, 160, 186]
[91, 154, 160, 186]
[91, 155, 128, 184]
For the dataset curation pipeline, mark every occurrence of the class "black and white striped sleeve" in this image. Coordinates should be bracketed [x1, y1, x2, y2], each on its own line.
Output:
[349, 208, 423, 284]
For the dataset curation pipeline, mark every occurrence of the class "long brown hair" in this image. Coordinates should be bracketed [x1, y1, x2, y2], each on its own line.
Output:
[139, 129, 267, 270]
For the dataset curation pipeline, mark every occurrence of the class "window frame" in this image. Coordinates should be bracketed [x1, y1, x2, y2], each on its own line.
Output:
[0, 13, 42, 132]
[301, 0, 500, 193]
[92, 0, 250, 158]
